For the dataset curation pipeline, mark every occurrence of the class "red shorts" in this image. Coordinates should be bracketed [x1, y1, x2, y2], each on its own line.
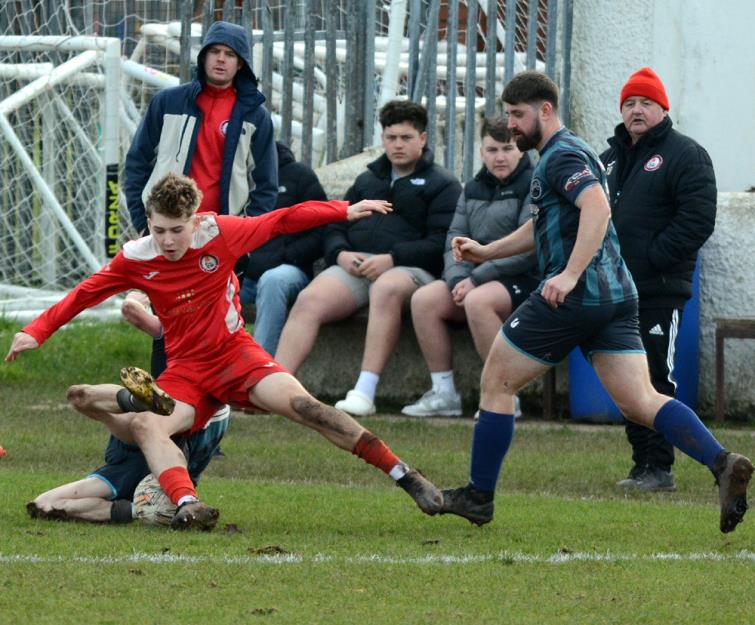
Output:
[156, 331, 289, 433]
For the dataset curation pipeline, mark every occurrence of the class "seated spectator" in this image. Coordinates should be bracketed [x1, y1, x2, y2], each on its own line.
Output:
[240, 141, 328, 354]
[275, 100, 461, 415]
[401, 118, 537, 417]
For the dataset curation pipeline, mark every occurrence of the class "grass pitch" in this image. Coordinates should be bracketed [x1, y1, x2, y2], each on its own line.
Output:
[1, 319, 753, 624]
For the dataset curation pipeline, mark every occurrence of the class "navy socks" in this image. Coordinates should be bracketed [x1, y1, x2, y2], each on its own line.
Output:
[653, 399, 724, 469]
[469, 409, 515, 492]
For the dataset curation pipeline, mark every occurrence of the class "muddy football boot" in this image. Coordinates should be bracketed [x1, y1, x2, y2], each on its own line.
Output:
[26, 501, 70, 521]
[120, 366, 175, 416]
[713, 451, 753, 533]
[396, 468, 443, 515]
[440, 485, 494, 526]
[169, 501, 220, 531]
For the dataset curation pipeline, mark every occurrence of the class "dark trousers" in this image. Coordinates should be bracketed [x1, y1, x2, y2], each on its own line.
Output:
[625, 307, 683, 471]
[150, 336, 168, 378]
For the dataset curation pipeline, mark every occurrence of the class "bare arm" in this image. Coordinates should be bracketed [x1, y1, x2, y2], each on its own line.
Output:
[453, 219, 535, 263]
[540, 184, 610, 307]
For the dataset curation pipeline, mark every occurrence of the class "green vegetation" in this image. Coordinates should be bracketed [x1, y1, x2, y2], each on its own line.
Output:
[0, 320, 753, 624]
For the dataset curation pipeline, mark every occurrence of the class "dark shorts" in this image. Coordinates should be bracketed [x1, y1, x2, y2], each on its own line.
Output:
[498, 274, 541, 311]
[89, 408, 230, 500]
[502, 293, 645, 365]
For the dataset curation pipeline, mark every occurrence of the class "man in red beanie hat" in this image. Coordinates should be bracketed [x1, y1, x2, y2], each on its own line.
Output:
[601, 67, 717, 492]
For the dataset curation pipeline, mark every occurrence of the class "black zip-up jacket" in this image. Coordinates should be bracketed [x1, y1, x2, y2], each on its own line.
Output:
[599, 117, 716, 308]
[246, 142, 328, 280]
[323, 148, 461, 277]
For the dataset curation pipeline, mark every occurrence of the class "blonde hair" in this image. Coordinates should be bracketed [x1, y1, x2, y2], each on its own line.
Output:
[145, 172, 202, 219]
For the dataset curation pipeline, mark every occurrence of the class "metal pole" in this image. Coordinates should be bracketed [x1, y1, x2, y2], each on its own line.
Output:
[424, 0, 440, 150]
[261, 0, 274, 91]
[527, 0, 538, 70]
[545, 0, 558, 79]
[341, 0, 358, 157]
[463, 0, 478, 182]
[179, 0, 192, 84]
[301, 1, 315, 166]
[202, 0, 215, 44]
[363, 0, 376, 147]
[561, 0, 574, 126]
[485, 0, 497, 116]
[102, 38, 121, 259]
[444, 0, 459, 172]
[407, 0, 421, 99]
[242, 0, 254, 72]
[325, 0, 338, 163]
[504, 0, 516, 84]
[280, 0, 295, 147]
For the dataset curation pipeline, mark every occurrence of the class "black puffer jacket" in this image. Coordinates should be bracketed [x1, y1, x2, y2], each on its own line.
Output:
[600, 117, 716, 308]
[323, 148, 461, 277]
[246, 142, 328, 280]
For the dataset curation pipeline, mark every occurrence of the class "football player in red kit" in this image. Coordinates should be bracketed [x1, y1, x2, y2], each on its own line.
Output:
[6, 172, 444, 530]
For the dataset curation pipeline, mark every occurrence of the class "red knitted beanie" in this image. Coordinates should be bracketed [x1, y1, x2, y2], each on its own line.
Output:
[620, 67, 669, 111]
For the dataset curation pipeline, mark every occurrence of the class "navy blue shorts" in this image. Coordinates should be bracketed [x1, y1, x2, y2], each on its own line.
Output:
[498, 274, 541, 311]
[89, 410, 230, 500]
[502, 293, 645, 365]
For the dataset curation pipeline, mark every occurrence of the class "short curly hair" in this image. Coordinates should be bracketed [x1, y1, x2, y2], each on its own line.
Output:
[378, 100, 428, 132]
[145, 172, 202, 220]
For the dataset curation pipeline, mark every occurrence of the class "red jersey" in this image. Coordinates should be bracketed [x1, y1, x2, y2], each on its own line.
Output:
[188, 83, 236, 213]
[24, 201, 349, 362]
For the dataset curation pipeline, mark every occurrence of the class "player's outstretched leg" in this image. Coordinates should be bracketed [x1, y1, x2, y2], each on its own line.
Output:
[120, 366, 175, 416]
[713, 451, 753, 533]
[249, 373, 443, 515]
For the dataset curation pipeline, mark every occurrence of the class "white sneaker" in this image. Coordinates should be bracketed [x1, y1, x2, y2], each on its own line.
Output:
[473, 395, 522, 421]
[335, 389, 376, 416]
[401, 389, 462, 417]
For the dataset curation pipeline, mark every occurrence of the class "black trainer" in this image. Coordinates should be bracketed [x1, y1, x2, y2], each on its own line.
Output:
[170, 500, 220, 531]
[440, 485, 494, 526]
[616, 465, 676, 492]
[713, 451, 753, 533]
[396, 469, 443, 515]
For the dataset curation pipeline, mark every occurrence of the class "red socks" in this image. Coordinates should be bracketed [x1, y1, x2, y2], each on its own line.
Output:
[352, 431, 401, 475]
[158, 466, 197, 506]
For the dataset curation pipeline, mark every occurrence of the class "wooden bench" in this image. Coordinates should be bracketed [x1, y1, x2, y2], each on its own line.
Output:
[715, 317, 755, 421]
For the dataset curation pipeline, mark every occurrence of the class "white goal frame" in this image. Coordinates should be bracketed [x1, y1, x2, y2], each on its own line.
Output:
[0, 35, 122, 322]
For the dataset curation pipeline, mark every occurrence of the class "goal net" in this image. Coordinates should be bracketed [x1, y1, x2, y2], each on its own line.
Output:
[0, 33, 125, 322]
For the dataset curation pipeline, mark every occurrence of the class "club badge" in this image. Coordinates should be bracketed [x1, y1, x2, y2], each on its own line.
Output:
[199, 254, 220, 273]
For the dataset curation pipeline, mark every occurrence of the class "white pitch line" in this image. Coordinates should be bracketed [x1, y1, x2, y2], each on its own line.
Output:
[1, 550, 754, 566]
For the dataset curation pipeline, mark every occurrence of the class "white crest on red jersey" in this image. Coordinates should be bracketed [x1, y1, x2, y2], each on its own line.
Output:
[123, 236, 162, 261]
[192, 214, 221, 248]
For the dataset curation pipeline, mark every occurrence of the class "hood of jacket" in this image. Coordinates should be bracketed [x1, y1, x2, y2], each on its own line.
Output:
[196, 21, 259, 90]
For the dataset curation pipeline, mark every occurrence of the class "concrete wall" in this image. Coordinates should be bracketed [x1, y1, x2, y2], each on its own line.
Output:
[570, 0, 755, 192]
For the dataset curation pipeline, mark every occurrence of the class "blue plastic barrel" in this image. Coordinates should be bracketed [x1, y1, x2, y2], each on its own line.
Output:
[568, 261, 701, 423]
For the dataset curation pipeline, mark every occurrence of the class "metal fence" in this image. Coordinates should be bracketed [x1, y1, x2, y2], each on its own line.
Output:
[1, 0, 572, 178]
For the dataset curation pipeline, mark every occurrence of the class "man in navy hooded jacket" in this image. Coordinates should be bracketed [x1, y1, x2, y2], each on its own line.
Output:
[125, 20, 277, 234]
